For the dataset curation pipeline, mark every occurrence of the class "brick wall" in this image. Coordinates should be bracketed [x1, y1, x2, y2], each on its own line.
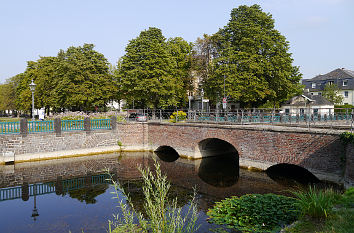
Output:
[345, 143, 354, 187]
[148, 123, 344, 176]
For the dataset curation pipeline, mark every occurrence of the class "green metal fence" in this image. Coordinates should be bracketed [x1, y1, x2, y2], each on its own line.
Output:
[91, 119, 111, 130]
[28, 120, 54, 133]
[0, 121, 20, 134]
[61, 120, 84, 131]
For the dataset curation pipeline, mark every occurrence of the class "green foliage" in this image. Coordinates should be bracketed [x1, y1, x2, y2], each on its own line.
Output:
[284, 188, 354, 233]
[109, 158, 200, 233]
[291, 186, 339, 219]
[15, 44, 116, 113]
[169, 111, 187, 122]
[207, 193, 298, 232]
[119, 27, 192, 109]
[203, 4, 302, 107]
[0, 76, 19, 111]
[340, 132, 354, 145]
[322, 84, 344, 105]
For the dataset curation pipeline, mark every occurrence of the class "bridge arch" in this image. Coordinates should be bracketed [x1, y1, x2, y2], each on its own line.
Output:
[197, 138, 239, 187]
[197, 138, 239, 159]
[266, 163, 320, 185]
[154, 145, 180, 162]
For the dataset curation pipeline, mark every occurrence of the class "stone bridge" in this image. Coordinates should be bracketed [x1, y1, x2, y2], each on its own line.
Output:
[147, 123, 352, 184]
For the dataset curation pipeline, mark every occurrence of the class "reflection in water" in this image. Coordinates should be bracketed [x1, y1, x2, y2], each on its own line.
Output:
[154, 146, 179, 162]
[198, 153, 239, 187]
[0, 152, 341, 233]
[266, 163, 320, 186]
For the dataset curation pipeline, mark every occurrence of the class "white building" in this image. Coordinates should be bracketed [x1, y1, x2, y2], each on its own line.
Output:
[281, 93, 334, 116]
[302, 68, 354, 105]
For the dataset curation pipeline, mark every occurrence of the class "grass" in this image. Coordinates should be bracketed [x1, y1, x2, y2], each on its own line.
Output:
[108, 158, 200, 233]
[284, 187, 354, 233]
[0, 117, 20, 122]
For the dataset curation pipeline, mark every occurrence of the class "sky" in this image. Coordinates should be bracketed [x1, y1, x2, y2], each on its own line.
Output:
[0, 0, 353, 83]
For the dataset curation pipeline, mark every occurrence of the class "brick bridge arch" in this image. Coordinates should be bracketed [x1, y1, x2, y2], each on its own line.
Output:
[147, 123, 344, 182]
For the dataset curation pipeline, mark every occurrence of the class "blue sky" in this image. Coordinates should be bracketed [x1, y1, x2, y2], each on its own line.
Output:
[0, 0, 353, 83]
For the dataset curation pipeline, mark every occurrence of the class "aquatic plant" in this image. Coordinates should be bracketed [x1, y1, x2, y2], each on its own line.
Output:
[207, 193, 298, 232]
[291, 186, 339, 218]
[108, 158, 200, 233]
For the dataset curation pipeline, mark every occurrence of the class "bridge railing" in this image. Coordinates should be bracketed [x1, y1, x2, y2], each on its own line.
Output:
[0, 174, 112, 202]
[124, 108, 354, 130]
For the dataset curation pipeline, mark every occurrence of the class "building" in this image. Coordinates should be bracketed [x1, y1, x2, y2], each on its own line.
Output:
[302, 68, 354, 105]
[281, 93, 334, 116]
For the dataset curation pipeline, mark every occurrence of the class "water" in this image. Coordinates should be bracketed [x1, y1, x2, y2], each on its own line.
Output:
[0, 152, 330, 233]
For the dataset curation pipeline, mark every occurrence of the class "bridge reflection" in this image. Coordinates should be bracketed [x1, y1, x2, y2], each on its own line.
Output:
[0, 174, 111, 202]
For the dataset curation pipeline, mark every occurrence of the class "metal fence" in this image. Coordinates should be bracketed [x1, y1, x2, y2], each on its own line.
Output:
[0, 121, 20, 134]
[124, 108, 354, 130]
[90, 119, 111, 130]
[61, 120, 84, 131]
[0, 118, 112, 134]
[28, 120, 54, 133]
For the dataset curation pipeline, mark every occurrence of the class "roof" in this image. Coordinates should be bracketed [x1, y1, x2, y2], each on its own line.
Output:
[302, 68, 354, 90]
[307, 68, 354, 81]
[283, 93, 333, 106]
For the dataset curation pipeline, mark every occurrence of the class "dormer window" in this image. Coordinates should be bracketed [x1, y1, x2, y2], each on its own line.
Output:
[343, 80, 348, 86]
[311, 83, 316, 88]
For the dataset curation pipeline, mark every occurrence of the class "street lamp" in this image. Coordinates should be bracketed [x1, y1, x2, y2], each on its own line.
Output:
[31, 184, 39, 221]
[29, 80, 36, 121]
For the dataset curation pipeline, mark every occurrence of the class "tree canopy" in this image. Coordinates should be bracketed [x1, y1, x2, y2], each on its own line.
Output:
[118, 27, 192, 109]
[203, 4, 302, 108]
[322, 83, 344, 105]
[15, 44, 116, 113]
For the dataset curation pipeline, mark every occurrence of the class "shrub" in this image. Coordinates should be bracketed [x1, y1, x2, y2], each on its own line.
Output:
[207, 194, 298, 232]
[291, 186, 339, 219]
[108, 158, 200, 233]
[340, 132, 354, 145]
[169, 111, 187, 122]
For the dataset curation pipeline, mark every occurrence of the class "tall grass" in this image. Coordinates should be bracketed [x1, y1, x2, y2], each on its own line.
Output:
[292, 186, 340, 218]
[108, 158, 200, 233]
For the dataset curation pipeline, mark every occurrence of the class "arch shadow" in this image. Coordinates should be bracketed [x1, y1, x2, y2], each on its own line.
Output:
[197, 138, 239, 187]
[266, 163, 320, 186]
[154, 146, 180, 162]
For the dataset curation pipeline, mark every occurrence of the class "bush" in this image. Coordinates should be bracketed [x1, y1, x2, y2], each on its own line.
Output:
[340, 132, 354, 145]
[291, 186, 339, 219]
[169, 111, 187, 122]
[207, 194, 298, 232]
[108, 158, 200, 233]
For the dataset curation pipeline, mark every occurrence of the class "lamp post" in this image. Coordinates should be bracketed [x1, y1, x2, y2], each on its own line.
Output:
[31, 184, 39, 221]
[29, 80, 36, 121]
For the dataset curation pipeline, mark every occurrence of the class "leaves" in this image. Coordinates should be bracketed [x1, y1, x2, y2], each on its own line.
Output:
[118, 27, 192, 109]
[208, 194, 299, 232]
[203, 4, 302, 108]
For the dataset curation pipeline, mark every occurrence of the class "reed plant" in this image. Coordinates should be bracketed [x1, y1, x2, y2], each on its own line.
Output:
[291, 186, 340, 218]
[108, 158, 200, 233]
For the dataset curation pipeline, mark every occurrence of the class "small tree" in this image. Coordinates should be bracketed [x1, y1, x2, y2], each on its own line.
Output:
[322, 83, 344, 105]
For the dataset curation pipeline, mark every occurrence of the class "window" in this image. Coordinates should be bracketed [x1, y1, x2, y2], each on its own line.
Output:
[300, 108, 305, 115]
[285, 109, 290, 115]
[344, 91, 349, 98]
[328, 81, 334, 85]
[313, 108, 319, 115]
[343, 80, 348, 86]
[311, 83, 316, 88]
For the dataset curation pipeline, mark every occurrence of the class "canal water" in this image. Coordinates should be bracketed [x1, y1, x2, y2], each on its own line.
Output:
[0, 152, 329, 233]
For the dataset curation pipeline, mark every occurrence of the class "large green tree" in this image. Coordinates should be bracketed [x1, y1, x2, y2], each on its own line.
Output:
[204, 4, 302, 107]
[16, 44, 115, 113]
[0, 75, 19, 113]
[119, 27, 191, 109]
